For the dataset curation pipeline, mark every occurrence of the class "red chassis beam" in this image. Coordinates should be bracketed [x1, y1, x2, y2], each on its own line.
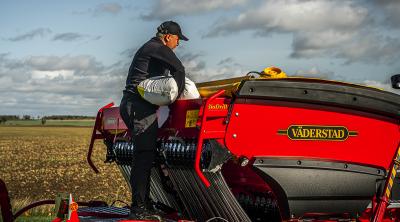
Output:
[194, 89, 226, 187]
[0, 179, 13, 222]
[87, 102, 114, 173]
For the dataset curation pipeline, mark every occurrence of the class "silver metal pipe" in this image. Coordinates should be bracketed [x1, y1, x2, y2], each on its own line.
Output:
[168, 168, 196, 219]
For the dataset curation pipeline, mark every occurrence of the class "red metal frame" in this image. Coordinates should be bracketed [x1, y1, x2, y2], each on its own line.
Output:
[0, 178, 99, 222]
[13, 199, 94, 220]
[221, 99, 400, 222]
[194, 90, 226, 187]
[0, 179, 13, 222]
[88, 102, 114, 173]
[13, 200, 55, 218]
[372, 143, 400, 222]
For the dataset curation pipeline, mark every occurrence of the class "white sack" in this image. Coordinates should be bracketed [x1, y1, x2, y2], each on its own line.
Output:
[138, 76, 178, 106]
[138, 76, 200, 106]
[157, 105, 170, 128]
[179, 77, 200, 100]
[154, 77, 200, 128]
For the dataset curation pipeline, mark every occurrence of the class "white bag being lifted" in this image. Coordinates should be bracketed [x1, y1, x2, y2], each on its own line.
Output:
[156, 77, 200, 127]
[138, 76, 200, 106]
[137, 76, 179, 106]
[179, 77, 200, 100]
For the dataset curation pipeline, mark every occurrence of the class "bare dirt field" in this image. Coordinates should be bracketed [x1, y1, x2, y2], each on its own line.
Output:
[0, 126, 130, 218]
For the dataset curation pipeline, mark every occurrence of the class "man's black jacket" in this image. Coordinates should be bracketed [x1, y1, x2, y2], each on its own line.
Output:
[125, 37, 185, 97]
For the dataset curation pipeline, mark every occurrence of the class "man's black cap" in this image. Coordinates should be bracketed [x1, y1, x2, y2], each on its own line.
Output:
[157, 21, 189, 41]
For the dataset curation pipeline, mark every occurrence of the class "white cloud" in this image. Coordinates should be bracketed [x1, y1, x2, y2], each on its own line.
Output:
[362, 80, 400, 95]
[206, 0, 367, 36]
[335, 35, 400, 65]
[178, 51, 246, 82]
[6, 28, 52, 41]
[51, 32, 102, 42]
[217, 57, 234, 66]
[0, 76, 13, 87]
[0, 54, 127, 115]
[73, 2, 123, 17]
[1, 49, 397, 116]
[94, 3, 122, 16]
[294, 66, 336, 79]
[288, 66, 399, 94]
[26, 55, 102, 72]
[142, 0, 247, 20]
[31, 70, 74, 80]
[290, 31, 355, 58]
[373, 0, 400, 29]
[205, 0, 400, 65]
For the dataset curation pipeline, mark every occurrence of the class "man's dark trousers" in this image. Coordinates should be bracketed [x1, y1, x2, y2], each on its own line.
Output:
[120, 91, 158, 208]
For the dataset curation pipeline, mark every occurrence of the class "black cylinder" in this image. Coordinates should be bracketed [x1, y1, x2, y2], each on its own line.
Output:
[391, 74, 400, 89]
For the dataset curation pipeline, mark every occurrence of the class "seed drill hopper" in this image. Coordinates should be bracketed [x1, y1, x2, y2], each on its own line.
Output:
[85, 68, 400, 221]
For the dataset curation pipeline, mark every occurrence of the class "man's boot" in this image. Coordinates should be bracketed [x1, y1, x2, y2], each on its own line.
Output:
[128, 203, 162, 220]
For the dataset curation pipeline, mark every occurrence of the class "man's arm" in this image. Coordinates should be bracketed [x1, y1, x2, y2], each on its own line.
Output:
[152, 46, 186, 97]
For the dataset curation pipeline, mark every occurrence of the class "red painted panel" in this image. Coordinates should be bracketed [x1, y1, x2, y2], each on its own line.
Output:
[102, 107, 127, 131]
[159, 98, 230, 138]
[225, 100, 400, 169]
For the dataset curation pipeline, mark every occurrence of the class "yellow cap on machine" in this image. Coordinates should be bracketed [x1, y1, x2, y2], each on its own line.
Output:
[260, 67, 287, 78]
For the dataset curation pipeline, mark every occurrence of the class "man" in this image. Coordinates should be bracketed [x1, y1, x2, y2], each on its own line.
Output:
[119, 21, 188, 218]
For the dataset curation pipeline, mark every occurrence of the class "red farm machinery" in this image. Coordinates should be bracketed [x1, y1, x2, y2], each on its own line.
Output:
[2, 70, 400, 222]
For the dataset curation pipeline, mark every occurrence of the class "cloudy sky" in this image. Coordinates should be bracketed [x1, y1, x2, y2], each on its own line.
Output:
[1, 0, 400, 116]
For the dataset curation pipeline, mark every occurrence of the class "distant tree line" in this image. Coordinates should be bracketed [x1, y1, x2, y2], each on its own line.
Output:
[42, 115, 95, 120]
[0, 115, 20, 124]
[0, 115, 95, 124]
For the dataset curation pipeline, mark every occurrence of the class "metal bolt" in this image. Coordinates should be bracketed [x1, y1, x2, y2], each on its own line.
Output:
[258, 159, 264, 164]
[240, 157, 249, 167]
[377, 170, 381, 174]
[235, 112, 239, 117]
[344, 164, 348, 169]
[297, 161, 302, 165]
[233, 134, 237, 138]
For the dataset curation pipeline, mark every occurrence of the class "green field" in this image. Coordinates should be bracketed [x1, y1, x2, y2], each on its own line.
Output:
[14, 216, 53, 222]
[2, 119, 95, 127]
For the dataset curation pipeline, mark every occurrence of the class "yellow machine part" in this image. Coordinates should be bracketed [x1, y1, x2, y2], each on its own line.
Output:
[196, 66, 288, 98]
[259, 66, 287, 79]
[196, 76, 253, 98]
[195, 66, 384, 98]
